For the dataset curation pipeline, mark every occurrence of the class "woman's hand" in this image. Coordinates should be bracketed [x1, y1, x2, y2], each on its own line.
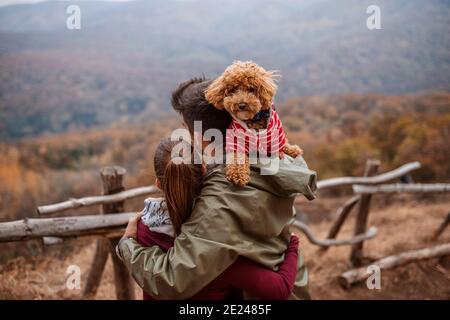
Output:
[288, 233, 299, 252]
[122, 212, 142, 239]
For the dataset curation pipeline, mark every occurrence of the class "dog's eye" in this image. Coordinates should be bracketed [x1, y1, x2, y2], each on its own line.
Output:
[227, 87, 238, 95]
[248, 87, 255, 93]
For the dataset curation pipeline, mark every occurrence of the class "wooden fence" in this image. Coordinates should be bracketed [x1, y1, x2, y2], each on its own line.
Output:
[0, 160, 449, 297]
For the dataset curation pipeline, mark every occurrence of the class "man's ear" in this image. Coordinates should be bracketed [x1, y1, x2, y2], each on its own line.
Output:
[155, 178, 161, 189]
[201, 163, 207, 175]
[204, 76, 225, 110]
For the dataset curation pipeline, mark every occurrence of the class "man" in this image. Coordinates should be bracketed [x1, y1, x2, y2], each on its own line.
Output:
[117, 77, 317, 299]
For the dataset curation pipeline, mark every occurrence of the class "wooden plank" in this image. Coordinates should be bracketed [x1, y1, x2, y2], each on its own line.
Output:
[0, 212, 134, 242]
[339, 242, 450, 288]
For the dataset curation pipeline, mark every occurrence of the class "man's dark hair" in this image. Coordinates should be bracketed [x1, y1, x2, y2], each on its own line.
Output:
[171, 77, 232, 137]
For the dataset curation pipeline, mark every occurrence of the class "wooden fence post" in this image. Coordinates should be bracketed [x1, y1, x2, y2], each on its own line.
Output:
[82, 238, 110, 298]
[321, 195, 360, 252]
[101, 166, 135, 300]
[83, 166, 135, 300]
[349, 159, 380, 266]
[433, 212, 450, 240]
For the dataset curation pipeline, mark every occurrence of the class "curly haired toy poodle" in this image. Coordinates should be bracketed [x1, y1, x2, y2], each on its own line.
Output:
[205, 60, 303, 186]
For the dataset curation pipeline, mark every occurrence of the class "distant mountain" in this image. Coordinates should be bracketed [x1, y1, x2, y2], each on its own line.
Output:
[0, 0, 449, 139]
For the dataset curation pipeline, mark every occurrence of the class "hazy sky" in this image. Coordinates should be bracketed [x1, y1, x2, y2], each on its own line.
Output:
[0, 0, 135, 7]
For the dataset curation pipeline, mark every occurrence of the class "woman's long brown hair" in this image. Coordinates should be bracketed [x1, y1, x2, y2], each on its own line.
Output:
[154, 138, 203, 236]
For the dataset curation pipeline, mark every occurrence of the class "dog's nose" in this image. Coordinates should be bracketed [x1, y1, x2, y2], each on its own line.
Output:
[238, 103, 247, 110]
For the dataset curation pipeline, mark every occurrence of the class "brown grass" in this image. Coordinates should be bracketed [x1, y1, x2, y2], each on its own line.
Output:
[0, 196, 449, 300]
[295, 195, 450, 299]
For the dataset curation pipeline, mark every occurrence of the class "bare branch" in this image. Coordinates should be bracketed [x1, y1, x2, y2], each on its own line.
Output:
[353, 183, 450, 194]
[321, 196, 360, 252]
[37, 185, 159, 215]
[339, 242, 450, 288]
[292, 221, 377, 248]
[433, 212, 450, 240]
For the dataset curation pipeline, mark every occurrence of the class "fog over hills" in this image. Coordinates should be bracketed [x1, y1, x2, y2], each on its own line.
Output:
[0, 0, 449, 138]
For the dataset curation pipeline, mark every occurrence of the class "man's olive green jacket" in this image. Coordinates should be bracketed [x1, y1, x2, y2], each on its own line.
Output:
[118, 155, 317, 300]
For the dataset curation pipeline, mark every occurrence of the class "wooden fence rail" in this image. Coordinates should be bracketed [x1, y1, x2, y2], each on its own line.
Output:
[2, 159, 449, 298]
[353, 183, 450, 194]
[316, 161, 421, 189]
[339, 242, 450, 288]
[0, 212, 134, 242]
[292, 221, 377, 248]
[0, 212, 379, 248]
[36, 161, 422, 216]
[37, 185, 159, 215]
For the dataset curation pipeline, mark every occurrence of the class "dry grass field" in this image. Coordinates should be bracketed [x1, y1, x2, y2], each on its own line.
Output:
[1, 194, 448, 300]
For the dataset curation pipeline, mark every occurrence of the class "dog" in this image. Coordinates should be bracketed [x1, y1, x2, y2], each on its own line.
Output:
[205, 60, 303, 186]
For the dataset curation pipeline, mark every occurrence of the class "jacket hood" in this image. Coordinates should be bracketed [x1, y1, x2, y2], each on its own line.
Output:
[248, 155, 317, 200]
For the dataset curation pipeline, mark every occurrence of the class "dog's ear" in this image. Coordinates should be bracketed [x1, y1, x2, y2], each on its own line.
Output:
[204, 76, 226, 110]
[258, 70, 279, 108]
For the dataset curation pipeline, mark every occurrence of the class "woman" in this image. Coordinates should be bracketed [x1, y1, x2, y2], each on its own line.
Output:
[120, 138, 299, 300]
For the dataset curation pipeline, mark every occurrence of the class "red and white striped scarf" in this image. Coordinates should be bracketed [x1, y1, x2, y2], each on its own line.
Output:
[225, 108, 286, 156]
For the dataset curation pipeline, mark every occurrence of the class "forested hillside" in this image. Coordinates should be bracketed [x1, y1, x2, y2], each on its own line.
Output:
[1, 0, 449, 139]
[1, 92, 448, 231]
